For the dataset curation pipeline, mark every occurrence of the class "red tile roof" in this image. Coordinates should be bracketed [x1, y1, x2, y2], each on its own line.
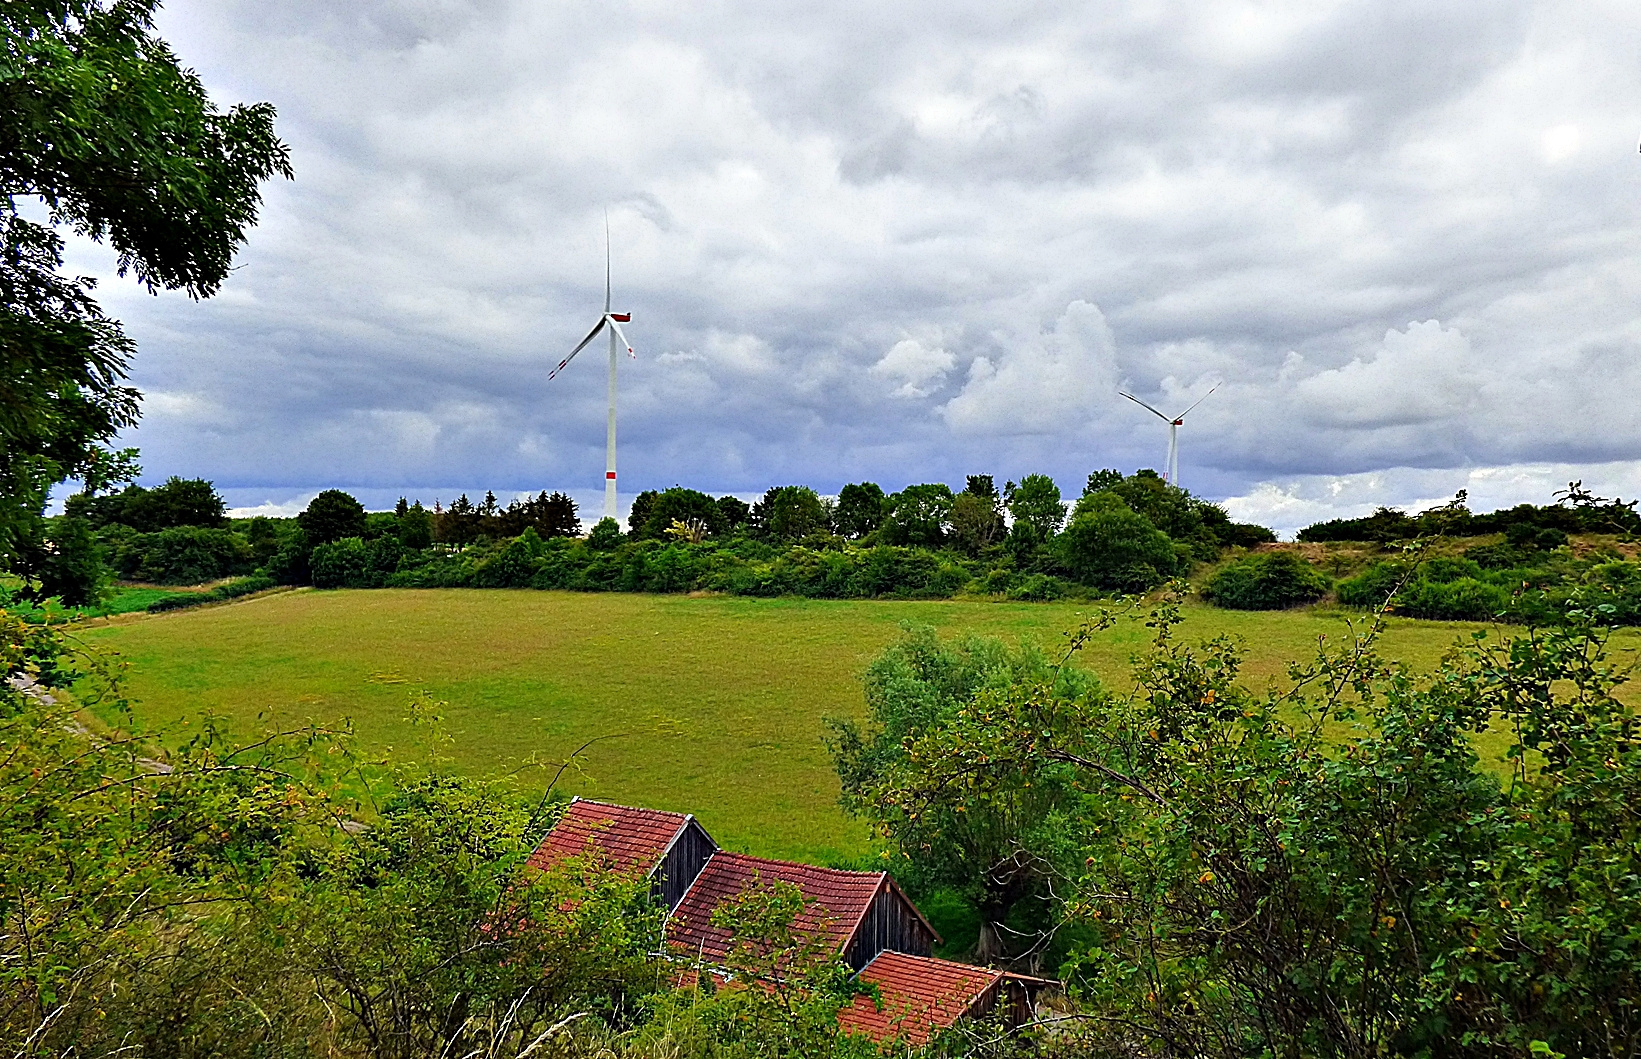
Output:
[838, 952, 1003, 1045]
[666, 851, 887, 961]
[526, 798, 691, 876]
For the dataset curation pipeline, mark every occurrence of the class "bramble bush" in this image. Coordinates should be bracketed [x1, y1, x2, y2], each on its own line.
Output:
[1336, 552, 1602, 623]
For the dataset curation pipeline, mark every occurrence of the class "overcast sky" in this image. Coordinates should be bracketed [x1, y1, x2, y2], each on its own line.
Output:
[62, 0, 1641, 535]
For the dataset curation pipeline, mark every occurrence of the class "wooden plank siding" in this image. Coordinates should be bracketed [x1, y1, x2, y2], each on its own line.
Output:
[845, 878, 938, 970]
[654, 818, 717, 911]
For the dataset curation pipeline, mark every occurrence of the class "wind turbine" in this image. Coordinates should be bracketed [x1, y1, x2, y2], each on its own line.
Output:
[549, 218, 635, 521]
[1118, 384, 1217, 488]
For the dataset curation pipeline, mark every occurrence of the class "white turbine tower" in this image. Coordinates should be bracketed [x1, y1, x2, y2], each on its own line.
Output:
[549, 220, 635, 521]
[1118, 385, 1217, 488]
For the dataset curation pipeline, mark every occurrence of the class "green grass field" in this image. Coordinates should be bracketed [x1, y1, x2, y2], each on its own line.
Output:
[78, 589, 1640, 864]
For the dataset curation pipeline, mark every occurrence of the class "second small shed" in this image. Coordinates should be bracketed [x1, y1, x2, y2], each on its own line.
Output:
[666, 851, 940, 970]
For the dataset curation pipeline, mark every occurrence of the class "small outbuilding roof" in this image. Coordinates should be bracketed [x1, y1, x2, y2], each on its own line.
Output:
[667, 851, 935, 961]
[526, 798, 694, 877]
[838, 952, 1006, 1045]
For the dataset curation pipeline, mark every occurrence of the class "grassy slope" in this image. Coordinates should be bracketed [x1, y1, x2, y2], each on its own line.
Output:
[79, 589, 1640, 864]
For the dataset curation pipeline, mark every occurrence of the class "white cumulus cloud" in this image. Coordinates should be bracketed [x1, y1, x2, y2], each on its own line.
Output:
[942, 301, 1118, 435]
[870, 338, 955, 398]
[1293, 320, 1478, 429]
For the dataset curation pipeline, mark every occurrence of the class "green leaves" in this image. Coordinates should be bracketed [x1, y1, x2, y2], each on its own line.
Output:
[839, 592, 1641, 1056]
[0, 1, 289, 570]
[1, 608, 670, 1057]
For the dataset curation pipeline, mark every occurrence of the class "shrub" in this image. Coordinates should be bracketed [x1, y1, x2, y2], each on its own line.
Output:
[471, 529, 544, 588]
[388, 550, 475, 588]
[1421, 555, 1485, 583]
[264, 530, 312, 585]
[1337, 561, 1410, 608]
[1057, 494, 1179, 592]
[146, 574, 276, 612]
[311, 537, 372, 589]
[1216, 522, 1279, 548]
[1394, 576, 1513, 621]
[1339, 560, 1516, 621]
[311, 535, 403, 589]
[1009, 573, 1067, 601]
[976, 564, 1015, 596]
[117, 526, 253, 584]
[1464, 541, 1529, 570]
[1506, 521, 1569, 551]
[1202, 551, 1330, 610]
[1297, 505, 1417, 542]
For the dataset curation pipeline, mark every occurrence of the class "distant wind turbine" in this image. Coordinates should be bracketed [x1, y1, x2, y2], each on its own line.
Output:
[1118, 385, 1217, 488]
[549, 216, 635, 521]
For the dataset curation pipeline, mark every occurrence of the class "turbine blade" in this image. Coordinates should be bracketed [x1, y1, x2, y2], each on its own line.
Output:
[1119, 391, 1172, 421]
[549, 318, 607, 380]
[606, 316, 635, 358]
[604, 209, 612, 314]
[1176, 383, 1219, 420]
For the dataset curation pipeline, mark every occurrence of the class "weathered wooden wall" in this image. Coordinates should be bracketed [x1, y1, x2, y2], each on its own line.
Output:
[654, 819, 717, 911]
[846, 883, 935, 970]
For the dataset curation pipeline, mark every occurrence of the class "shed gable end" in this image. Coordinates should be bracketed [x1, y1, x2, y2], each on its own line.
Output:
[845, 879, 938, 970]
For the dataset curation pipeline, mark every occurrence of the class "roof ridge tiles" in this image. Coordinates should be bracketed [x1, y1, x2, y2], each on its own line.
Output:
[569, 797, 686, 816]
[709, 849, 884, 874]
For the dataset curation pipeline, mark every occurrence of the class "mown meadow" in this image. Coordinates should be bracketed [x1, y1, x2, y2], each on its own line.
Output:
[81, 588, 1631, 864]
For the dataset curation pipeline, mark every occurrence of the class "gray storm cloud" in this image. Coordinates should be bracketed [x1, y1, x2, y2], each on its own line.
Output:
[56, 0, 1641, 530]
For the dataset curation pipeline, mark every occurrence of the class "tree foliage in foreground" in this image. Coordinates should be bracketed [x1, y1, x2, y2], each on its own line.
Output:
[828, 626, 1095, 966]
[1, 610, 903, 1059]
[842, 590, 1641, 1057]
[0, 614, 662, 1058]
[0, 0, 290, 570]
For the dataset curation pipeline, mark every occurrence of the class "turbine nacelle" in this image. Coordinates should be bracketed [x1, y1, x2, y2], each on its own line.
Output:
[548, 311, 636, 380]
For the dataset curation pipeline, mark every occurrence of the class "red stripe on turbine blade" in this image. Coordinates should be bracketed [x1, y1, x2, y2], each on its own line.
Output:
[605, 472, 617, 480]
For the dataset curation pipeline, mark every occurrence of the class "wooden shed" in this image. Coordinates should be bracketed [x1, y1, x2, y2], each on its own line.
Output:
[526, 797, 717, 912]
[666, 851, 939, 970]
[838, 951, 1054, 1045]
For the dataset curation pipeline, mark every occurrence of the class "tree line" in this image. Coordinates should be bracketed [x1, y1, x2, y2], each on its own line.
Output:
[17, 467, 1284, 610]
[290, 470, 1275, 602]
